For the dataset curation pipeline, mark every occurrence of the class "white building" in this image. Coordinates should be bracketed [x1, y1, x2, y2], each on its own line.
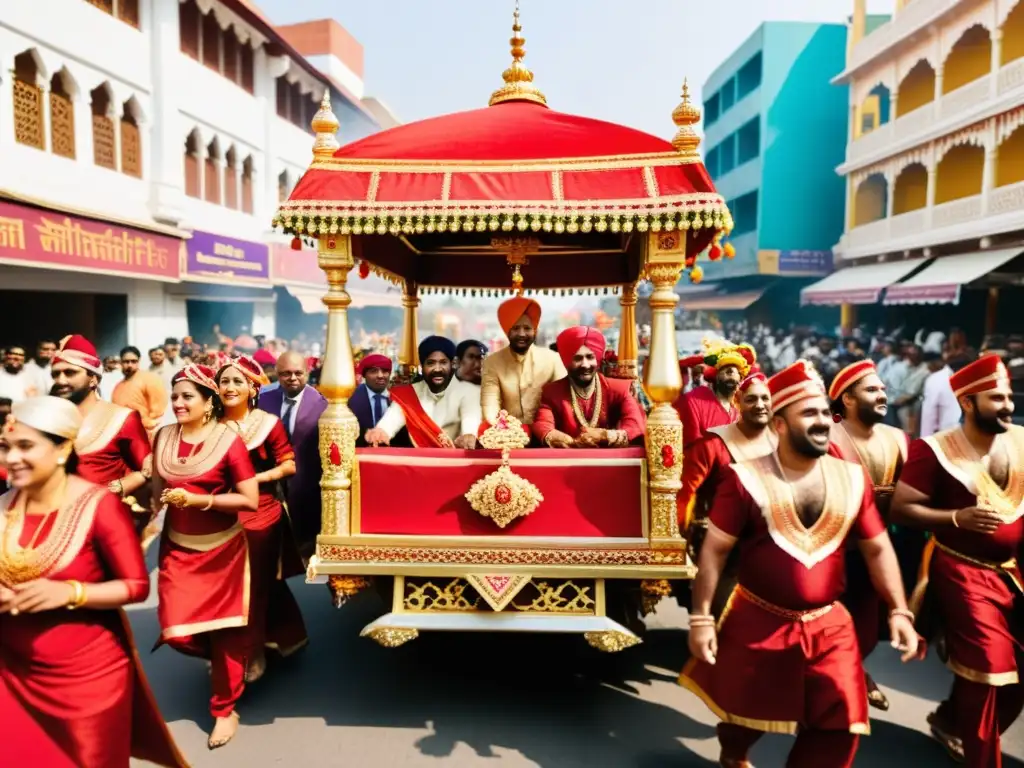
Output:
[0, 0, 392, 354]
[803, 0, 1024, 337]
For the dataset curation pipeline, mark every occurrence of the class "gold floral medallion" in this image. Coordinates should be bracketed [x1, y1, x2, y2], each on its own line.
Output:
[465, 411, 544, 529]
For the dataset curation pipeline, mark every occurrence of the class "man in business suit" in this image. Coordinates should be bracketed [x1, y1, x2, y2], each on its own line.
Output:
[350, 354, 393, 446]
[258, 350, 327, 548]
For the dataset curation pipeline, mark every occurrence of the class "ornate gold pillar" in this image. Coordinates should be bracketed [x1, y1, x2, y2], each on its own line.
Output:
[396, 280, 420, 384]
[317, 234, 359, 538]
[615, 282, 639, 380]
[642, 232, 686, 550]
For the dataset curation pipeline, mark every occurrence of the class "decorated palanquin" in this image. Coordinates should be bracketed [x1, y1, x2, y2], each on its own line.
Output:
[273, 8, 733, 652]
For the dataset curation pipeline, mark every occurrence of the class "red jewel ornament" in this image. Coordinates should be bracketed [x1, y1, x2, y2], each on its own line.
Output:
[290, 236, 302, 251]
[329, 442, 342, 466]
[494, 485, 513, 505]
[832, 413, 843, 424]
[708, 243, 723, 261]
[358, 260, 370, 279]
[661, 444, 675, 468]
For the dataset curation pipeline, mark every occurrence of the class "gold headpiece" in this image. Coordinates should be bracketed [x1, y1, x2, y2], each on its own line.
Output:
[489, 2, 548, 107]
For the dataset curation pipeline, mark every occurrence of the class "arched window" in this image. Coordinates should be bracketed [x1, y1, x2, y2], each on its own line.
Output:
[242, 156, 254, 214]
[90, 84, 116, 170]
[942, 25, 992, 94]
[121, 99, 141, 177]
[997, 126, 1024, 188]
[180, 0, 200, 59]
[896, 60, 935, 117]
[892, 163, 928, 215]
[853, 174, 888, 227]
[13, 50, 45, 150]
[184, 129, 202, 198]
[935, 143, 985, 204]
[223, 30, 238, 83]
[1004, 2, 1024, 66]
[201, 12, 221, 72]
[204, 138, 222, 204]
[225, 146, 239, 209]
[49, 70, 76, 159]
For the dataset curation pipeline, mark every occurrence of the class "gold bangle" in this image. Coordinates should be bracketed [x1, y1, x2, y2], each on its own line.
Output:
[889, 608, 915, 622]
[951, 510, 960, 528]
[66, 580, 85, 610]
[202, 495, 214, 511]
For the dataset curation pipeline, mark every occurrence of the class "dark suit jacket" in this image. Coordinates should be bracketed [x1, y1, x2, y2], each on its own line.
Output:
[349, 383, 391, 447]
[258, 385, 327, 544]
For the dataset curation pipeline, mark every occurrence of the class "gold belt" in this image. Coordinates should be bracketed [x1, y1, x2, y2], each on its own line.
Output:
[738, 586, 834, 623]
[935, 540, 1017, 573]
[167, 522, 243, 552]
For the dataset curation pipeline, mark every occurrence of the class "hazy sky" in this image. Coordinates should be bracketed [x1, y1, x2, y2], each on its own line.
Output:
[260, 0, 894, 139]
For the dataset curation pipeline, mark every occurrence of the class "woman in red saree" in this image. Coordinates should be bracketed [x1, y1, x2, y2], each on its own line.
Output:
[153, 364, 258, 750]
[216, 355, 307, 682]
[0, 396, 186, 768]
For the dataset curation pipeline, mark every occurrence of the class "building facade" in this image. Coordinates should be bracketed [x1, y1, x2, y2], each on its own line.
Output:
[0, 0, 390, 354]
[804, 0, 1024, 338]
[688, 21, 849, 320]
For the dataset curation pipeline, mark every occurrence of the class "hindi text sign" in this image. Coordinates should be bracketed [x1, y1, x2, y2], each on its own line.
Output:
[185, 230, 270, 285]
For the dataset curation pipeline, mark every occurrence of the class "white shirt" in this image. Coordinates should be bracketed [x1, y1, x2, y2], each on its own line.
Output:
[23, 360, 52, 397]
[920, 366, 961, 438]
[376, 378, 482, 441]
[281, 386, 307, 434]
[0, 368, 38, 403]
[99, 370, 123, 401]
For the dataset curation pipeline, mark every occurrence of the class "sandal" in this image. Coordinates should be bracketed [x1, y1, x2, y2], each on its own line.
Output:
[866, 673, 889, 711]
[208, 711, 240, 750]
[927, 711, 964, 763]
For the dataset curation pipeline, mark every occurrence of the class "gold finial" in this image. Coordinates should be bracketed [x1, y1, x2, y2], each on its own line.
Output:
[312, 90, 340, 159]
[488, 2, 548, 108]
[671, 79, 702, 157]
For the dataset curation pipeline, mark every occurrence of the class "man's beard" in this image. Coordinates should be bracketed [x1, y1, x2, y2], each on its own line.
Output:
[4, 364, 21, 375]
[975, 410, 1012, 435]
[790, 427, 830, 458]
[425, 372, 452, 393]
[569, 369, 596, 390]
[857, 399, 887, 426]
[53, 385, 91, 404]
[715, 379, 739, 398]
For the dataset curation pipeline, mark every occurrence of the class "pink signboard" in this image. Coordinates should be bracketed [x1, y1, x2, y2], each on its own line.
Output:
[0, 200, 182, 281]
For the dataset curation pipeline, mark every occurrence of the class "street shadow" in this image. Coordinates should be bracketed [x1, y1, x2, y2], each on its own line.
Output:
[132, 582, 715, 767]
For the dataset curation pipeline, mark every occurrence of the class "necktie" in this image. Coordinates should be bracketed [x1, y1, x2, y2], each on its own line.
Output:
[372, 394, 384, 425]
[282, 397, 296, 438]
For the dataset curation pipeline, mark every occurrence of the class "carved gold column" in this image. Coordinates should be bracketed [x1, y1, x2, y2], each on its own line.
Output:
[642, 232, 686, 549]
[317, 234, 359, 539]
[615, 282, 639, 380]
[396, 280, 420, 384]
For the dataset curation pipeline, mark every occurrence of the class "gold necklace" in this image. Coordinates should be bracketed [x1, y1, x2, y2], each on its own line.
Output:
[1, 478, 67, 568]
[173, 424, 209, 465]
[569, 380, 602, 429]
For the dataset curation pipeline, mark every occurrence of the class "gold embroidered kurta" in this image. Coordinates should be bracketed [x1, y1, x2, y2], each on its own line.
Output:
[480, 345, 567, 426]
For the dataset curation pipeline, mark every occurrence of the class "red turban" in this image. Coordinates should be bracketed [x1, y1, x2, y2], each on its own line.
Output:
[497, 297, 542, 337]
[173, 363, 217, 392]
[357, 354, 393, 376]
[253, 348, 277, 367]
[828, 360, 877, 402]
[219, 355, 270, 387]
[703, 365, 717, 382]
[768, 360, 826, 413]
[54, 334, 102, 375]
[555, 326, 606, 369]
[950, 354, 1010, 399]
[738, 372, 768, 394]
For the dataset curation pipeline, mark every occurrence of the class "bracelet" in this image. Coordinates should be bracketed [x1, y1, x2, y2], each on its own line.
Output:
[112, 480, 124, 497]
[951, 509, 960, 528]
[889, 608, 915, 622]
[66, 580, 86, 610]
[689, 613, 715, 622]
[201, 495, 214, 511]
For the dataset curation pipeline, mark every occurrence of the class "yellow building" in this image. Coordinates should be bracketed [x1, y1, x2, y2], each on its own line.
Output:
[802, 0, 1024, 332]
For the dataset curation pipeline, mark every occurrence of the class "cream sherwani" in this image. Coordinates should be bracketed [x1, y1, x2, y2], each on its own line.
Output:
[480, 345, 567, 426]
[376, 378, 482, 441]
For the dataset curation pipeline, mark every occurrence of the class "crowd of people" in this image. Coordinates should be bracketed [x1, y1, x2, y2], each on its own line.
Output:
[0, 300, 1020, 767]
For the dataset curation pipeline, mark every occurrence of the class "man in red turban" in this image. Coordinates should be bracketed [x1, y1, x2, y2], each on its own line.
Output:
[674, 340, 757, 448]
[893, 354, 1023, 765]
[351, 354, 393, 446]
[481, 296, 566, 430]
[828, 359, 912, 712]
[682, 360, 918, 768]
[532, 326, 645, 449]
[50, 334, 153, 524]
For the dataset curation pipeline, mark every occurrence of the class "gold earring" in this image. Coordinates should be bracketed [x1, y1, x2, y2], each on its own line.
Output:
[57, 457, 66, 466]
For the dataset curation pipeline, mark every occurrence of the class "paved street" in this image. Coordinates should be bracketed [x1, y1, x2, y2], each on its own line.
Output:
[130, 574, 1024, 768]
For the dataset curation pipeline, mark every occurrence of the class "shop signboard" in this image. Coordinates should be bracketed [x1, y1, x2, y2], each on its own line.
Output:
[0, 200, 182, 281]
[758, 249, 833, 276]
[184, 230, 270, 285]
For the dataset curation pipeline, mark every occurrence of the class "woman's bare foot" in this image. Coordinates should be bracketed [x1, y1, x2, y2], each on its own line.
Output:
[208, 712, 240, 750]
[245, 653, 267, 684]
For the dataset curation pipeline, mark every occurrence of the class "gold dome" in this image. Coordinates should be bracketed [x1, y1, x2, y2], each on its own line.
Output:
[311, 90, 341, 158]
[671, 80, 701, 157]
[489, 4, 548, 108]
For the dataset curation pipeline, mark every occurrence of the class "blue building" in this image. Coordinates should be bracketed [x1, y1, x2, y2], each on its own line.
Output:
[690, 22, 850, 320]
